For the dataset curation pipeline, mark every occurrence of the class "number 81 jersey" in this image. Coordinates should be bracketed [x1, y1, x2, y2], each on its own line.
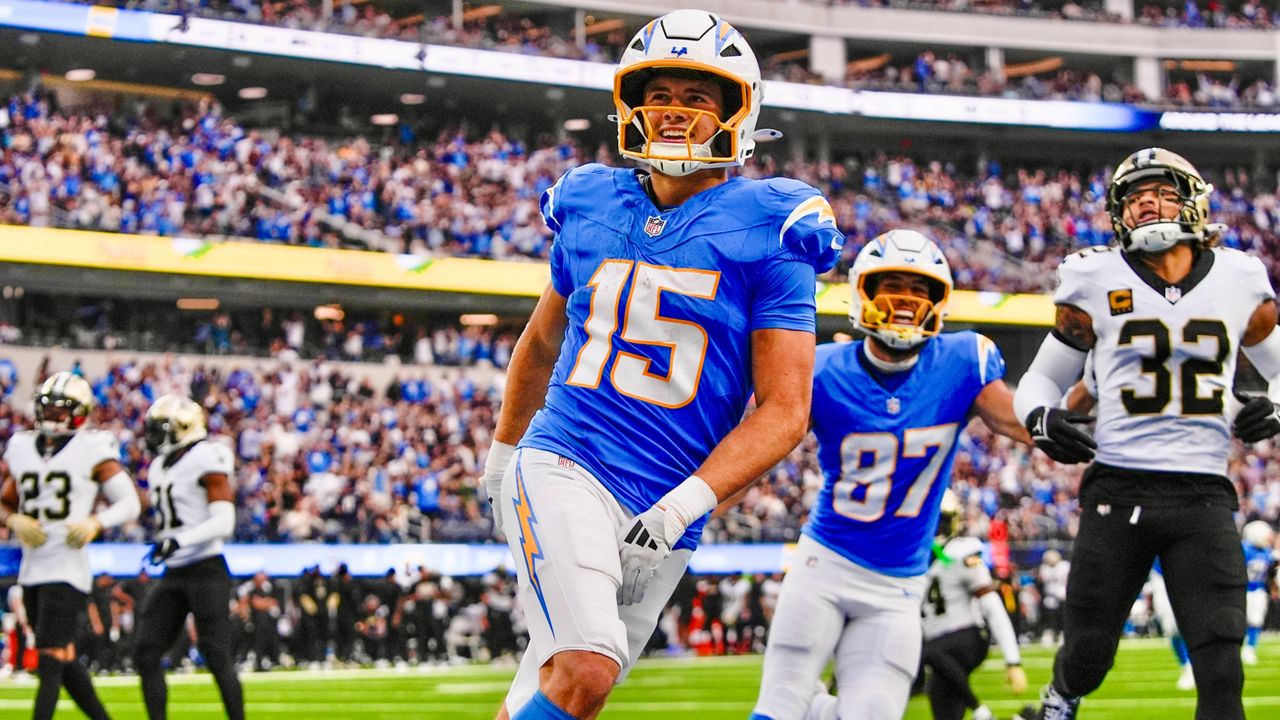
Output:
[5, 429, 119, 592]
[147, 440, 234, 568]
[1055, 246, 1275, 476]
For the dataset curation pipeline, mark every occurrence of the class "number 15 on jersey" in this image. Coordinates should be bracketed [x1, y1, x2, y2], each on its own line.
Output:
[567, 260, 720, 409]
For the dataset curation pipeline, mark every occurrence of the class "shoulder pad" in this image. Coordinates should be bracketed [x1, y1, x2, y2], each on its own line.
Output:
[1052, 247, 1115, 316]
[1216, 248, 1276, 302]
[539, 164, 614, 234]
[84, 430, 121, 464]
[945, 536, 984, 564]
[195, 439, 236, 475]
[765, 179, 843, 274]
[973, 332, 1006, 386]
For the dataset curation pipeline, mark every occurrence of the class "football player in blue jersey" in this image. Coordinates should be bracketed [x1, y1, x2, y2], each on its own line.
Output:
[751, 230, 1031, 720]
[477, 9, 843, 720]
[1241, 520, 1276, 665]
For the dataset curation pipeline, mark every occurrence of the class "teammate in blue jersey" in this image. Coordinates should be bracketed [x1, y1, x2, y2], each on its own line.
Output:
[477, 10, 842, 720]
[752, 230, 1031, 720]
[1241, 520, 1277, 665]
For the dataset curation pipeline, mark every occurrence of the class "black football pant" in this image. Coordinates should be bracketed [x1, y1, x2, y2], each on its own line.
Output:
[923, 626, 988, 720]
[134, 556, 245, 720]
[1052, 502, 1246, 720]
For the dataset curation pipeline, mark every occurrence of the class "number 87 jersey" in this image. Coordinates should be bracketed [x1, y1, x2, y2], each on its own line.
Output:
[805, 332, 1005, 577]
[520, 164, 841, 552]
[1055, 245, 1275, 476]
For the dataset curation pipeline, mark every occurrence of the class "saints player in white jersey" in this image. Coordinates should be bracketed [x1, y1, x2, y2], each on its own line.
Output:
[921, 492, 1025, 720]
[133, 394, 244, 720]
[1013, 147, 1280, 720]
[0, 372, 141, 720]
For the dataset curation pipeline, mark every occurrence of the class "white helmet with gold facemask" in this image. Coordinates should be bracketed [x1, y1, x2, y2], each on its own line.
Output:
[614, 10, 762, 177]
[849, 230, 953, 351]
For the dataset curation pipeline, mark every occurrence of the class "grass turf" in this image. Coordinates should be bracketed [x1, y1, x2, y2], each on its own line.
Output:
[2, 636, 1277, 719]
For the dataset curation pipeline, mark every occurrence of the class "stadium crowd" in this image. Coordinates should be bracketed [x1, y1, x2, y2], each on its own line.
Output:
[54, 0, 1279, 37]
[40, 0, 1280, 96]
[3, 92, 1280, 294]
[0, 350, 1275, 551]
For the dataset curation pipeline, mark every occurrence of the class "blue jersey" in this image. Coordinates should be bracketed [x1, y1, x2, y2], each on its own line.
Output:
[804, 332, 1006, 577]
[521, 164, 841, 551]
[1244, 543, 1274, 592]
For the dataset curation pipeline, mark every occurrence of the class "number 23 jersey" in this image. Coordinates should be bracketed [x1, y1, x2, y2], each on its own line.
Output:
[520, 164, 842, 551]
[5, 429, 119, 592]
[1055, 246, 1274, 476]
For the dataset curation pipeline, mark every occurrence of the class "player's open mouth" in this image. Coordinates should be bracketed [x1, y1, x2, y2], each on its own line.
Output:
[656, 128, 691, 142]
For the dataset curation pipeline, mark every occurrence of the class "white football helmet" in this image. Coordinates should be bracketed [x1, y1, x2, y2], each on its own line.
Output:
[1106, 147, 1215, 254]
[144, 394, 208, 455]
[936, 489, 962, 539]
[849, 230, 953, 350]
[614, 9, 762, 176]
[1243, 520, 1275, 550]
[35, 371, 94, 438]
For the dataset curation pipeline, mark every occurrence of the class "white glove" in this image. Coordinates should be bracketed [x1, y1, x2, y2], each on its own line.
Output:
[482, 441, 516, 536]
[65, 516, 102, 549]
[5, 514, 46, 548]
[616, 505, 671, 606]
[615, 475, 719, 606]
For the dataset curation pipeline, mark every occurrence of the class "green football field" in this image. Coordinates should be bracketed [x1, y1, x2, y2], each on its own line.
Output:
[2, 637, 1278, 719]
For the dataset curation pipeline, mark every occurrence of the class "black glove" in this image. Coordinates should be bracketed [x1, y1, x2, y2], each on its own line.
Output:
[1026, 406, 1096, 464]
[146, 537, 181, 565]
[1233, 390, 1280, 443]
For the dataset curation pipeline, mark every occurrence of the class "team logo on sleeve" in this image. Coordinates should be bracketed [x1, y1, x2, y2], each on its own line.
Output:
[779, 196, 836, 246]
[644, 216, 667, 237]
[1107, 289, 1134, 316]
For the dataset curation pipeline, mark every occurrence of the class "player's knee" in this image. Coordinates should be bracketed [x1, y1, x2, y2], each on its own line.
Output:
[1056, 630, 1117, 696]
[544, 650, 620, 715]
[1205, 606, 1246, 645]
[134, 642, 164, 670]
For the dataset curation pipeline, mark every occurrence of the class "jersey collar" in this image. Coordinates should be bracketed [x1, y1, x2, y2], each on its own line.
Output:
[1122, 247, 1215, 304]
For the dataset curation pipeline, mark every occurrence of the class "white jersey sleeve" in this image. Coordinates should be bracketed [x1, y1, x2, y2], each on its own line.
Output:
[1052, 246, 1114, 323]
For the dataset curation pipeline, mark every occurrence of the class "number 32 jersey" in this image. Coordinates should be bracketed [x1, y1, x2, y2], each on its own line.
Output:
[520, 164, 842, 551]
[805, 333, 1005, 577]
[1055, 246, 1275, 476]
[5, 429, 119, 592]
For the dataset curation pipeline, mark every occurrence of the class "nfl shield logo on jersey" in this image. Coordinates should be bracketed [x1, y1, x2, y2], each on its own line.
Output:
[644, 216, 666, 237]
[886, 397, 901, 414]
[1164, 285, 1182, 303]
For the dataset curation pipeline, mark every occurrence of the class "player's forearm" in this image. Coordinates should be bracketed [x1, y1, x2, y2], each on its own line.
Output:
[493, 291, 565, 445]
[1012, 334, 1088, 423]
[694, 397, 808, 502]
[975, 381, 1032, 445]
[978, 589, 1022, 665]
[172, 501, 235, 547]
[493, 338, 558, 445]
[1242, 327, 1280, 403]
[95, 471, 141, 528]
